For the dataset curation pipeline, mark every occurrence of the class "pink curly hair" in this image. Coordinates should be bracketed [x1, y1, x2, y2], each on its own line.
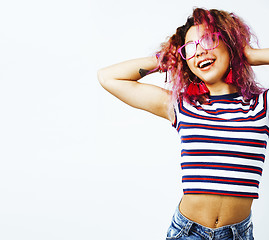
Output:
[157, 7, 264, 103]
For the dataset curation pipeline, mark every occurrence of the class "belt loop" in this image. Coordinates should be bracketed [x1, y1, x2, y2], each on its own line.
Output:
[183, 221, 193, 236]
[230, 226, 238, 240]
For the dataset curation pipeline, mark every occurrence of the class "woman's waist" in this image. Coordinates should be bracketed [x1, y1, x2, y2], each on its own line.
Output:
[179, 194, 253, 229]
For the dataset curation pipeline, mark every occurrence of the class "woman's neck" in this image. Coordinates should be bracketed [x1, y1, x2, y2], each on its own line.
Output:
[206, 81, 238, 96]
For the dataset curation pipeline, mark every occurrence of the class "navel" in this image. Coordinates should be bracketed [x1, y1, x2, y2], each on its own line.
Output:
[214, 218, 219, 227]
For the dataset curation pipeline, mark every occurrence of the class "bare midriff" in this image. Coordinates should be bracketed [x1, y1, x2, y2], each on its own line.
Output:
[179, 194, 253, 229]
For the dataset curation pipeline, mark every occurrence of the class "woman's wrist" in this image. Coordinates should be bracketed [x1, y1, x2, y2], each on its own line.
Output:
[98, 56, 158, 83]
[255, 48, 269, 65]
[245, 47, 269, 66]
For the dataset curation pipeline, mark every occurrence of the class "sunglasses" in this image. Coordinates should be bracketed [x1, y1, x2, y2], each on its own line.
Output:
[178, 32, 221, 60]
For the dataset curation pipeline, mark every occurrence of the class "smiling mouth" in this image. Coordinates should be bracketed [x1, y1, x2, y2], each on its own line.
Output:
[198, 59, 216, 69]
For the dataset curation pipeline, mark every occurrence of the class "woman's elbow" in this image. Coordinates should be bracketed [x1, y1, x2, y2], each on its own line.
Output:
[97, 68, 108, 88]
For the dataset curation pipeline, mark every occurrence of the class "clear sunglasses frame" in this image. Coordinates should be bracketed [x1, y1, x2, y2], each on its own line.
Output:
[178, 32, 221, 60]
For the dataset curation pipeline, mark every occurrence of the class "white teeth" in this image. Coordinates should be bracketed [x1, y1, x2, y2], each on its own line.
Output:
[199, 59, 214, 68]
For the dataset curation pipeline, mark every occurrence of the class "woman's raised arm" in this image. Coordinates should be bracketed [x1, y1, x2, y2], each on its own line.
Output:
[97, 57, 174, 121]
[244, 45, 269, 65]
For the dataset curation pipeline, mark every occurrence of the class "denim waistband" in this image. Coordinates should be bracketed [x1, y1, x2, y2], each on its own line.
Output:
[171, 205, 252, 239]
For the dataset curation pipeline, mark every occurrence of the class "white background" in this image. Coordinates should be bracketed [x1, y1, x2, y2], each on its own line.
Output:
[0, 0, 269, 239]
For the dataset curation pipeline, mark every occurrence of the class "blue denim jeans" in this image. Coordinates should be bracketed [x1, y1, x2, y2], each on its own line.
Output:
[166, 205, 254, 240]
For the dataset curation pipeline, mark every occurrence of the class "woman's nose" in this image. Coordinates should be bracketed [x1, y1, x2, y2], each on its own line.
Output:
[195, 43, 208, 57]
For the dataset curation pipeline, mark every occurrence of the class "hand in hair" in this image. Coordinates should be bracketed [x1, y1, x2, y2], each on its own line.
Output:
[244, 44, 269, 66]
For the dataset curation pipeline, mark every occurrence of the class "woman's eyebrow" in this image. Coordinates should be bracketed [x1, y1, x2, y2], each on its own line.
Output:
[185, 40, 194, 44]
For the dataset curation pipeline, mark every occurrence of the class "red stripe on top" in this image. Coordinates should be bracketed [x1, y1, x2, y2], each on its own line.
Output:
[181, 150, 264, 161]
[183, 190, 258, 198]
[182, 177, 259, 186]
[180, 100, 266, 122]
[181, 163, 262, 174]
[179, 123, 268, 133]
[182, 137, 266, 146]
[195, 107, 256, 115]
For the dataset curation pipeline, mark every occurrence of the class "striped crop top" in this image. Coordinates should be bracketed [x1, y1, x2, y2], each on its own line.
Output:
[172, 90, 269, 199]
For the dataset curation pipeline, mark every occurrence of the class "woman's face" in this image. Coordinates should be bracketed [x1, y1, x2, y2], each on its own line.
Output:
[184, 25, 230, 86]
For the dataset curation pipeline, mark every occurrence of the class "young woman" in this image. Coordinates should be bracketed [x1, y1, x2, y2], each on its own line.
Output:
[98, 8, 269, 240]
